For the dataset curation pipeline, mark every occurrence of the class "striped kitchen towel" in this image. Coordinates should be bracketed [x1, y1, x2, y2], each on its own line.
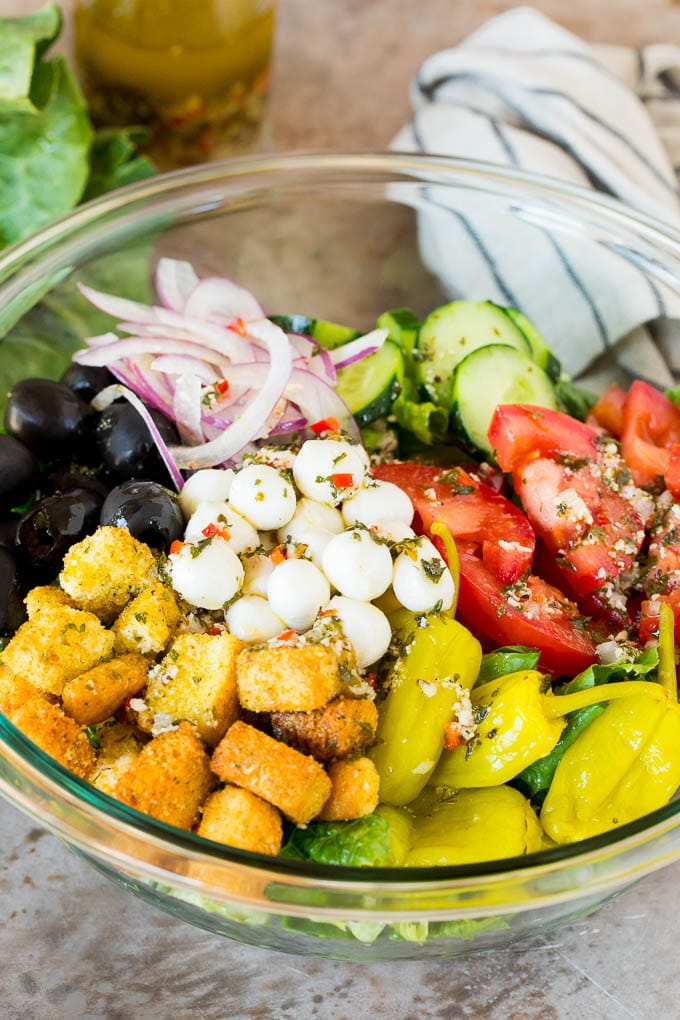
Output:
[392, 6, 680, 388]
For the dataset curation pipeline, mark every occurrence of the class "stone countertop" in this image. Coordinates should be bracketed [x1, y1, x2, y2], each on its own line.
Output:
[3, 1, 680, 1017]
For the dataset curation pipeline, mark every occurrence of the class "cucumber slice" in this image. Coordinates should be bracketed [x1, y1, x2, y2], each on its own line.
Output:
[504, 307, 562, 382]
[450, 344, 558, 456]
[336, 339, 404, 426]
[270, 314, 360, 349]
[416, 301, 531, 408]
[377, 308, 420, 354]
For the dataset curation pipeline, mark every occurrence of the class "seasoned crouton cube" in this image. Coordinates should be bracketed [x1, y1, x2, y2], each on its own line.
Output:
[61, 653, 149, 725]
[24, 585, 75, 619]
[211, 720, 331, 824]
[236, 644, 342, 713]
[271, 696, 378, 761]
[12, 695, 96, 779]
[91, 722, 146, 795]
[316, 757, 380, 821]
[113, 583, 180, 657]
[2, 606, 115, 696]
[60, 526, 158, 623]
[0, 662, 45, 718]
[113, 721, 215, 829]
[198, 785, 282, 856]
[144, 632, 243, 746]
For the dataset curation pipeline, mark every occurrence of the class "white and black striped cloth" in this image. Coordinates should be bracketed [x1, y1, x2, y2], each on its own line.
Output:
[392, 6, 680, 388]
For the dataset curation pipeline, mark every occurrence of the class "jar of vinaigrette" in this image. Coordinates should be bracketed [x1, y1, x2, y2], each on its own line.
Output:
[74, 0, 275, 167]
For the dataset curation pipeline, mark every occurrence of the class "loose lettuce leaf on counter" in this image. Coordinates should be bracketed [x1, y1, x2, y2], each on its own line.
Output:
[0, 2, 60, 113]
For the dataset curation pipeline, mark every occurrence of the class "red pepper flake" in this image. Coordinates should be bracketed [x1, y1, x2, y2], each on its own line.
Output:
[228, 317, 248, 337]
[201, 523, 231, 540]
[310, 416, 340, 435]
[365, 672, 377, 688]
[116, 697, 133, 724]
[215, 379, 230, 397]
[278, 628, 298, 641]
[331, 472, 354, 488]
[318, 608, 337, 618]
[208, 625, 224, 636]
[269, 545, 287, 565]
[169, 540, 185, 556]
[444, 722, 463, 752]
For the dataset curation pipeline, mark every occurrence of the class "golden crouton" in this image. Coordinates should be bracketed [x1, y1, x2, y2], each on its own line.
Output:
[91, 722, 146, 796]
[316, 757, 380, 821]
[0, 662, 45, 718]
[61, 654, 149, 725]
[211, 720, 331, 825]
[1, 606, 116, 696]
[236, 644, 342, 713]
[113, 582, 180, 657]
[271, 696, 378, 761]
[198, 785, 282, 856]
[143, 632, 243, 746]
[24, 585, 75, 618]
[12, 694, 96, 780]
[113, 721, 215, 829]
[59, 526, 158, 623]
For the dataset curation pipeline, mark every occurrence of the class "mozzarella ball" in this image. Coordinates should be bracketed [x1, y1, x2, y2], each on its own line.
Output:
[327, 596, 391, 668]
[267, 558, 331, 632]
[342, 479, 414, 528]
[242, 553, 275, 597]
[229, 463, 297, 531]
[322, 529, 393, 601]
[392, 537, 454, 613]
[170, 538, 244, 610]
[184, 501, 259, 554]
[179, 469, 234, 518]
[225, 594, 284, 642]
[292, 438, 367, 505]
[278, 497, 344, 568]
[374, 519, 416, 543]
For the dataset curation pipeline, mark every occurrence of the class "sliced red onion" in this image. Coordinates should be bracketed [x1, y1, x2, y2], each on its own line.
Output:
[173, 374, 204, 445]
[169, 318, 294, 468]
[184, 275, 264, 324]
[74, 337, 231, 374]
[150, 355, 220, 384]
[78, 284, 161, 325]
[92, 383, 184, 491]
[155, 258, 200, 313]
[285, 367, 361, 441]
[330, 328, 388, 369]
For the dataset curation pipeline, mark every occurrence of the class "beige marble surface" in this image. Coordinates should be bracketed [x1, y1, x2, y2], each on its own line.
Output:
[3, 2, 680, 1017]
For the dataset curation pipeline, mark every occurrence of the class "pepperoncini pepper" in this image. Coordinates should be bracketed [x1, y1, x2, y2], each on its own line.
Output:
[431, 669, 675, 789]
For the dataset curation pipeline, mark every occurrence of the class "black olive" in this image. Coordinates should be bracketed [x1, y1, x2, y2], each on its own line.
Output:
[100, 480, 184, 549]
[0, 434, 41, 508]
[95, 402, 179, 484]
[46, 463, 110, 500]
[60, 363, 114, 403]
[4, 378, 96, 459]
[16, 488, 103, 581]
[0, 547, 27, 634]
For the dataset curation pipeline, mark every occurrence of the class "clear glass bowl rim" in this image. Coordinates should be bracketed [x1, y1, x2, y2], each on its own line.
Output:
[2, 149, 680, 893]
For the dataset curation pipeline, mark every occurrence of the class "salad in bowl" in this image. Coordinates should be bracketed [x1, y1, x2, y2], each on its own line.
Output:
[3, 153, 680, 960]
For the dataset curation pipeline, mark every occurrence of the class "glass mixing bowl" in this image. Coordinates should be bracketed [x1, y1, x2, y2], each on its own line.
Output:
[2, 152, 680, 962]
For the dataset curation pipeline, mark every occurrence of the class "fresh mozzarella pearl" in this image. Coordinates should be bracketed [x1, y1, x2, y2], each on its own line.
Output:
[267, 558, 331, 632]
[292, 438, 367, 505]
[374, 519, 416, 543]
[342, 479, 414, 528]
[322, 529, 393, 601]
[278, 497, 344, 568]
[242, 553, 275, 597]
[184, 501, 259, 554]
[178, 469, 234, 518]
[392, 537, 454, 613]
[225, 594, 284, 642]
[229, 463, 297, 530]
[327, 595, 391, 668]
[170, 538, 244, 610]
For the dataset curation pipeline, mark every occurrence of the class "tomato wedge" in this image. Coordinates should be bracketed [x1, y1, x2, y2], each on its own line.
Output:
[587, 382, 626, 439]
[373, 462, 535, 584]
[620, 380, 680, 488]
[488, 404, 600, 472]
[455, 550, 597, 677]
[639, 592, 680, 643]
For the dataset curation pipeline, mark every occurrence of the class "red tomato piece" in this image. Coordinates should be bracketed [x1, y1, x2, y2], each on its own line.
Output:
[620, 380, 680, 488]
[587, 383, 626, 439]
[373, 462, 535, 584]
[455, 550, 597, 677]
[666, 444, 680, 500]
[642, 498, 680, 599]
[639, 591, 680, 644]
[488, 404, 600, 473]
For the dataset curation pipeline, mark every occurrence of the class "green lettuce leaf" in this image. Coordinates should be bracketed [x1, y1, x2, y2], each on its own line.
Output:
[284, 814, 392, 868]
[83, 127, 156, 202]
[476, 645, 541, 687]
[0, 2, 60, 114]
